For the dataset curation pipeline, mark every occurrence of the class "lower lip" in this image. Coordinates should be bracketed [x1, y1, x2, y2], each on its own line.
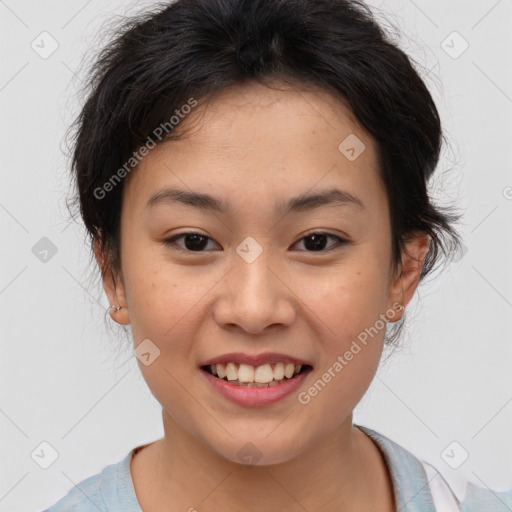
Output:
[201, 368, 312, 407]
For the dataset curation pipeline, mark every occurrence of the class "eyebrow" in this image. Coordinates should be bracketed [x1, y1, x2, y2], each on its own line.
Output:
[145, 187, 365, 214]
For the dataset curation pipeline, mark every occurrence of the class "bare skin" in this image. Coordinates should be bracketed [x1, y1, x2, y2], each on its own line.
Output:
[130, 422, 395, 511]
[96, 80, 428, 511]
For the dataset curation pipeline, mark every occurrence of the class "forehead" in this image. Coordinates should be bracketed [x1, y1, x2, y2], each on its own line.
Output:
[123, 81, 383, 214]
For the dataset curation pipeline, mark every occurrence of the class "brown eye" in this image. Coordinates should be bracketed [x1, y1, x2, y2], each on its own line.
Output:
[164, 233, 220, 252]
[163, 231, 348, 254]
[292, 233, 347, 252]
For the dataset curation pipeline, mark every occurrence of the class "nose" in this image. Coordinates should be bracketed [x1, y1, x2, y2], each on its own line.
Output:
[213, 249, 297, 335]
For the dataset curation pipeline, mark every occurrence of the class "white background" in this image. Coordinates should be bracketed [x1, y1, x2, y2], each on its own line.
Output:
[1, 1, 511, 510]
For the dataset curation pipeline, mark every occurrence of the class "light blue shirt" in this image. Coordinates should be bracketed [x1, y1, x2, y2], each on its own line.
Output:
[42, 425, 512, 511]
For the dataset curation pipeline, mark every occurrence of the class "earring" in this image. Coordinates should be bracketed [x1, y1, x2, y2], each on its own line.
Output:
[108, 305, 125, 313]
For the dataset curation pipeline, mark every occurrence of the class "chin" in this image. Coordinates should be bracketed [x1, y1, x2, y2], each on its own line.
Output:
[207, 430, 309, 467]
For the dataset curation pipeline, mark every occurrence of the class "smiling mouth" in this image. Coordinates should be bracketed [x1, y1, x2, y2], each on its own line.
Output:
[201, 362, 313, 388]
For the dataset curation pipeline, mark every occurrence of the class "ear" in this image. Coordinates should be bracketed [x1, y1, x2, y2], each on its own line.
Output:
[93, 238, 131, 325]
[386, 232, 429, 322]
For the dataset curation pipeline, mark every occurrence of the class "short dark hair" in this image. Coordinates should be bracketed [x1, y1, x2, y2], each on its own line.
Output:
[67, 0, 461, 343]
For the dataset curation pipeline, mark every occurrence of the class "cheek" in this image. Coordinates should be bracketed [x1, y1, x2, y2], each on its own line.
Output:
[297, 269, 388, 409]
[300, 257, 391, 343]
[123, 262, 212, 420]
[123, 251, 213, 342]
[292, 258, 389, 411]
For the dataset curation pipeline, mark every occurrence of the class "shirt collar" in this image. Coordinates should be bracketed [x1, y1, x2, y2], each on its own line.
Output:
[356, 424, 436, 512]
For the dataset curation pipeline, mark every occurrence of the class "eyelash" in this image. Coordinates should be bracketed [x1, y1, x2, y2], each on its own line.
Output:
[163, 231, 348, 254]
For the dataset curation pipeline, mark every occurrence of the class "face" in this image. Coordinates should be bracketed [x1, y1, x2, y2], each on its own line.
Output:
[99, 81, 425, 465]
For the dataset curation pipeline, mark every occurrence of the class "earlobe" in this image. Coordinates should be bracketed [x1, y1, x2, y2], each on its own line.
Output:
[387, 233, 429, 321]
[93, 238, 131, 325]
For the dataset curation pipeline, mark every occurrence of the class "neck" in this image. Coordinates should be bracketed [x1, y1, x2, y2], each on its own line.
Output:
[132, 410, 394, 511]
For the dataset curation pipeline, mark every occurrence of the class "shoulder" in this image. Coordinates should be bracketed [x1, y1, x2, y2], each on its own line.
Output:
[460, 481, 512, 512]
[41, 449, 140, 512]
[422, 461, 512, 512]
[357, 424, 512, 512]
[42, 469, 109, 512]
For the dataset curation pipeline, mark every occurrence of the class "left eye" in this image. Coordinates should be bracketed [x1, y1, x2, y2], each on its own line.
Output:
[163, 232, 347, 253]
[291, 233, 347, 252]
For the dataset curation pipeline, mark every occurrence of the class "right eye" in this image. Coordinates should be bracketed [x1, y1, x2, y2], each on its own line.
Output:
[163, 233, 221, 252]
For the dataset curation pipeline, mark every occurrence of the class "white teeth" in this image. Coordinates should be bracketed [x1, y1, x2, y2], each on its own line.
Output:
[208, 361, 306, 384]
[254, 363, 274, 383]
[238, 363, 255, 383]
[226, 362, 238, 381]
[216, 363, 226, 379]
[273, 362, 285, 380]
[284, 363, 295, 379]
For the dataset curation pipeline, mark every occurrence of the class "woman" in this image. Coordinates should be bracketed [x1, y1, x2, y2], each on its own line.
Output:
[44, 0, 512, 510]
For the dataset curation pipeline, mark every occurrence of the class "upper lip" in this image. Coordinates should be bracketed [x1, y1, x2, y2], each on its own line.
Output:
[200, 352, 312, 367]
